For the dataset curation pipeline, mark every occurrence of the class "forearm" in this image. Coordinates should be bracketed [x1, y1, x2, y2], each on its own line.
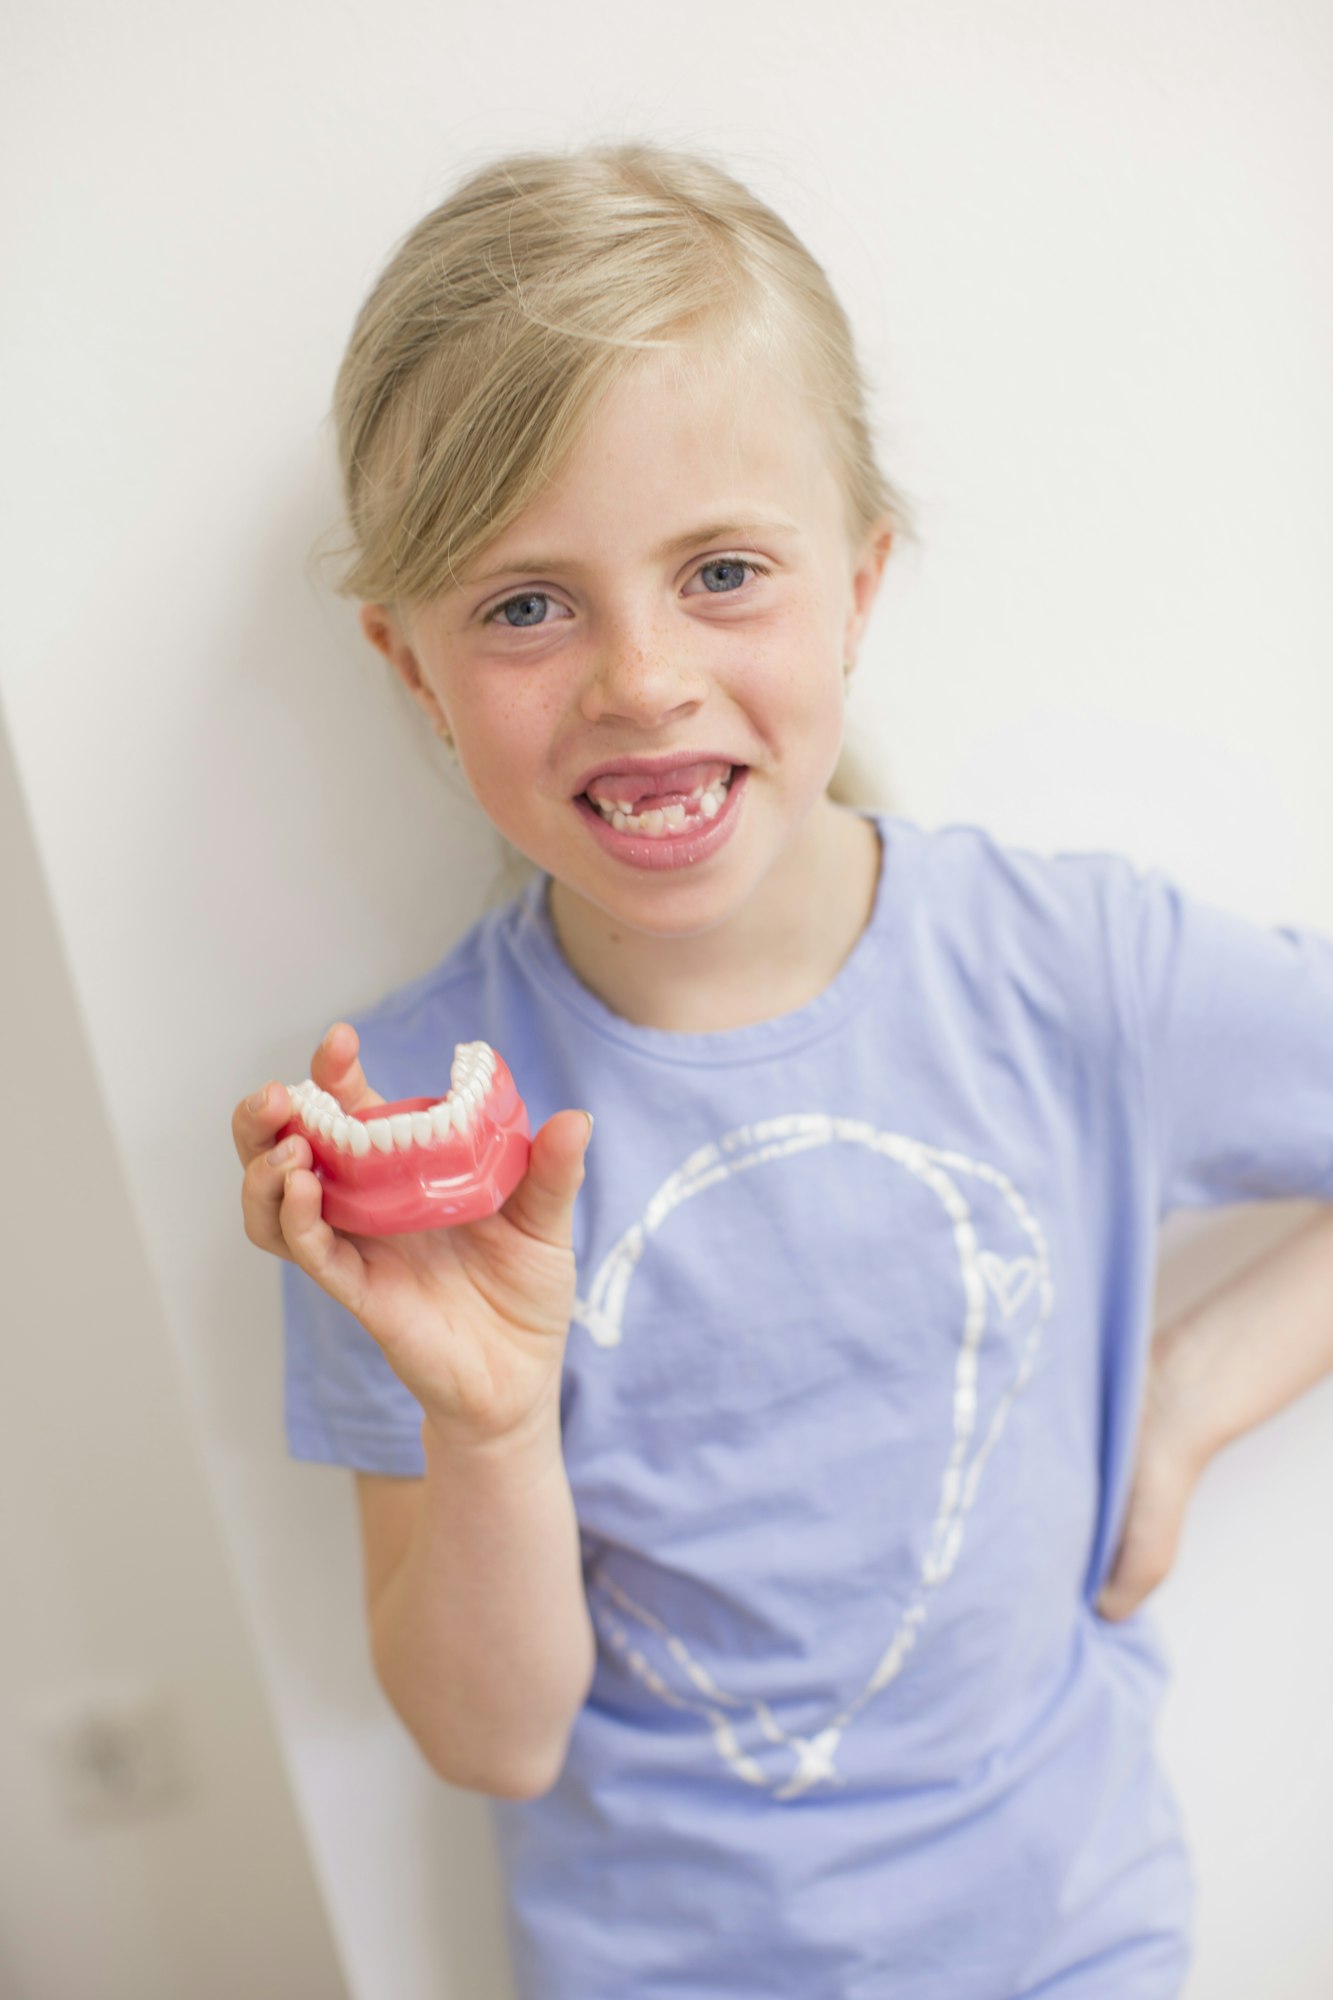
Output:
[371, 1409, 596, 1800]
[1155, 1204, 1333, 1463]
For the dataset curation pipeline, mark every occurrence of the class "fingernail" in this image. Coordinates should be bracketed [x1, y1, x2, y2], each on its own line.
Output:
[583, 1112, 595, 1144]
[268, 1140, 296, 1165]
[248, 1086, 269, 1114]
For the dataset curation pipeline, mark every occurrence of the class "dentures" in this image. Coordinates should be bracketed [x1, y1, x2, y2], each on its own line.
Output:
[275, 1040, 531, 1235]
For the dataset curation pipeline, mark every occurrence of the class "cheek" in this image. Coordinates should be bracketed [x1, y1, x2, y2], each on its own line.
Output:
[458, 691, 546, 758]
[456, 706, 556, 816]
[783, 649, 845, 723]
[795, 669, 852, 767]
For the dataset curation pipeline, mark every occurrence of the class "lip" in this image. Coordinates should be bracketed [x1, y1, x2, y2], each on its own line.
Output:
[572, 763, 748, 871]
[570, 750, 744, 798]
[275, 1050, 531, 1236]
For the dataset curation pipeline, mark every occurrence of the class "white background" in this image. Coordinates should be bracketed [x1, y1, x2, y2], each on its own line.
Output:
[2, 1, 1331, 1994]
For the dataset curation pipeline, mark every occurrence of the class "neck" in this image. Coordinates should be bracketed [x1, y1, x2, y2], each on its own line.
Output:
[546, 798, 881, 1033]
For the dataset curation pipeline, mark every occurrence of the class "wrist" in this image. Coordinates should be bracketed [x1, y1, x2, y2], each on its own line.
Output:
[420, 1392, 565, 1482]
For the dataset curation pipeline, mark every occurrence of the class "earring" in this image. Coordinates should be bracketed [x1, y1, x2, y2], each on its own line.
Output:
[436, 724, 459, 763]
[843, 660, 854, 681]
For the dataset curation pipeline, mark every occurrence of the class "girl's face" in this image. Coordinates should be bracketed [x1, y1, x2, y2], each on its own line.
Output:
[361, 340, 893, 942]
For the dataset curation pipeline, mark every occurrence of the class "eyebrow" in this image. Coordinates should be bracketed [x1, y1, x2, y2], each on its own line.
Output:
[462, 516, 802, 587]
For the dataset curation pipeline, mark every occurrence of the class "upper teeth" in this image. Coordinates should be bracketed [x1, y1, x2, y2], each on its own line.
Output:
[286, 1041, 496, 1155]
[590, 771, 732, 833]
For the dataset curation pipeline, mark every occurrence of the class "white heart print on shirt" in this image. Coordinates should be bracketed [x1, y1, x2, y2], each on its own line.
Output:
[977, 1249, 1039, 1319]
[570, 1110, 1054, 1803]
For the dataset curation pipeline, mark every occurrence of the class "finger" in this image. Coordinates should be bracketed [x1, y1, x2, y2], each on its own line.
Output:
[277, 1165, 372, 1319]
[232, 1078, 294, 1168]
[310, 1020, 386, 1115]
[240, 1132, 313, 1256]
[499, 1110, 594, 1250]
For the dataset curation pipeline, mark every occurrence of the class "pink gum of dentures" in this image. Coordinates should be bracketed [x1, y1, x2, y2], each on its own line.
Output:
[274, 1049, 531, 1236]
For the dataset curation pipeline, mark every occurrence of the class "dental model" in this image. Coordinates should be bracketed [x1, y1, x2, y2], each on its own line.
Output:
[274, 1040, 531, 1235]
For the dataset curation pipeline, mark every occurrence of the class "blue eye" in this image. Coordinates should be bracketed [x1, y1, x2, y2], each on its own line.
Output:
[485, 590, 553, 629]
[694, 558, 765, 594]
[481, 556, 770, 629]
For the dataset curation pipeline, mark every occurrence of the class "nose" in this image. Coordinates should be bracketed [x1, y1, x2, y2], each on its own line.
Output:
[578, 619, 710, 730]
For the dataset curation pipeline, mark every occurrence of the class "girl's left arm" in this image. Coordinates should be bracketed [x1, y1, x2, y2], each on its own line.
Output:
[1097, 1204, 1333, 1619]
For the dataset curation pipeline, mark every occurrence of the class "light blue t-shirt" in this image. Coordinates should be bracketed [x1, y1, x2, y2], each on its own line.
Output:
[281, 809, 1333, 2000]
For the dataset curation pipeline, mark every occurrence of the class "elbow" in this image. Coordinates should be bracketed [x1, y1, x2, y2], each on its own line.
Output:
[446, 1764, 550, 1803]
[432, 1747, 565, 1802]
[513, 1749, 567, 1802]
[409, 1712, 575, 1802]
[371, 1643, 590, 1804]
[499, 1648, 592, 1800]
[497, 1729, 574, 1802]
[502, 1705, 585, 1800]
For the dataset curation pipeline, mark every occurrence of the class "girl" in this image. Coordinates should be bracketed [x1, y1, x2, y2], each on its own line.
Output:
[234, 141, 1333, 1998]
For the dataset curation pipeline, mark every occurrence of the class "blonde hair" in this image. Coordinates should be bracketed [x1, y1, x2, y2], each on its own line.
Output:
[320, 139, 919, 907]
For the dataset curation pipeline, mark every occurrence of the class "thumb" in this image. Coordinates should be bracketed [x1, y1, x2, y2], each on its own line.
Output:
[499, 1110, 594, 1248]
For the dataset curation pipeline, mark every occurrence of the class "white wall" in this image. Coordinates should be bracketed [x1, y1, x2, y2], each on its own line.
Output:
[0, 712, 349, 1996]
[3, 2, 1330, 1995]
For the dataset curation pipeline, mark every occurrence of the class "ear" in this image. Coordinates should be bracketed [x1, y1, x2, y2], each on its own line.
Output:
[358, 602, 450, 735]
[841, 516, 897, 667]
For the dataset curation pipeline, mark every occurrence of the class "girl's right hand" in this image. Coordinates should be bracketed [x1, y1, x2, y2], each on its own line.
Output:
[234, 1022, 593, 1453]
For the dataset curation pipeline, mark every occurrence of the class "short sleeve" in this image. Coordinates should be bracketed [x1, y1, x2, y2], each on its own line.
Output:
[281, 1259, 427, 1475]
[1116, 860, 1333, 1214]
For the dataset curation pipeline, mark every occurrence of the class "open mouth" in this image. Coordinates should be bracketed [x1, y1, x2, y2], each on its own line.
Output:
[577, 761, 740, 834]
[573, 763, 749, 869]
[275, 1040, 530, 1235]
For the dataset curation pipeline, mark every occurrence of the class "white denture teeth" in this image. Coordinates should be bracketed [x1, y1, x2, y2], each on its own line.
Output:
[284, 1040, 499, 1157]
[589, 768, 733, 835]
